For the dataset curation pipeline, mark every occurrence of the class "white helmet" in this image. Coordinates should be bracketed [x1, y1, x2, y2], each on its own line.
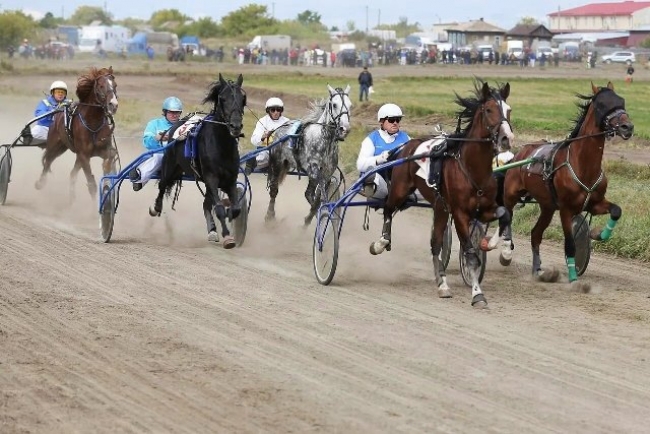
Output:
[377, 103, 403, 121]
[50, 80, 68, 92]
[265, 97, 284, 109]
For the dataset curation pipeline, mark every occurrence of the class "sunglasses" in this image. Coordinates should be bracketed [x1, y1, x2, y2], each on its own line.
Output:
[384, 117, 401, 124]
[166, 111, 182, 115]
[268, 107, 283, 113]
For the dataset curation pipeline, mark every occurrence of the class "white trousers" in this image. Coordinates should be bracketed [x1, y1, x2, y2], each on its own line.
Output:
[31, 124, 48, 143]
[364, 174, 424, 202]
[256, 150, 270, 168]
[137, 153, 164, 185]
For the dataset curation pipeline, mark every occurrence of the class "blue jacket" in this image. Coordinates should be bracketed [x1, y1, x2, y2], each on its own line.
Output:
[142, 116, 173, 150]
[34, 95, 70, 127]
[368, 130, 410, 155]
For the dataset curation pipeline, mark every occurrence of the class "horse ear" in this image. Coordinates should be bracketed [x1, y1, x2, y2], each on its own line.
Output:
[108, 66, 113, 74]
[591, 81, 599, 94]
[218, 73, 225, 84]
[237, 74, 243, 86]
[607, 81, 614, 90]
[344, 84, 351, 94]
[481, 81, 491, 100]
[501, 83, 510, 100]
[327, 84, 336, 96]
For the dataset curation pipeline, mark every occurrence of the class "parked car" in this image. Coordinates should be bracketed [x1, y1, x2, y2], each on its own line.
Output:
[601, 51, 635, 64]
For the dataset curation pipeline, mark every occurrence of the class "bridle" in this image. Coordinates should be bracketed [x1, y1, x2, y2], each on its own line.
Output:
[482, 95, 512, 148]
[205, 80, 246, 136]
[324, 88, 351, 131]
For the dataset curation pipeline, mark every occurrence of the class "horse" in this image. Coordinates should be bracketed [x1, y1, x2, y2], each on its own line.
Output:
[149, 73, 245, 249]
[369, 79, 515, 308]
[501, 82, 633, 291]
[35, 66, 119, 201]
[265, 84, 352, 226]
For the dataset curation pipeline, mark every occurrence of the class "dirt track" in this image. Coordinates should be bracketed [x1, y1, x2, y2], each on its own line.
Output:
[1, 72, 650, 433]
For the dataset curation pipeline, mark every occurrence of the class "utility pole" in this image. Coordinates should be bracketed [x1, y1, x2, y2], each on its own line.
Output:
[365, 5, 368, 33]
[378, 9, 380, 27]
[272, 2, 275, 18]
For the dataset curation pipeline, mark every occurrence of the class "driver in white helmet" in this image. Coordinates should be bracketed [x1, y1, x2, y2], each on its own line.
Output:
[28, 80, 71, 144]
[245, 97, 291, 174]
[129, 96, 183, 191]
[356, 103, 410, 198]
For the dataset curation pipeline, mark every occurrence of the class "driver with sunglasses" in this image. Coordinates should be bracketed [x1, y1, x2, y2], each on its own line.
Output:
[356, 103, 410, 198]
[245, 97, 291, 174]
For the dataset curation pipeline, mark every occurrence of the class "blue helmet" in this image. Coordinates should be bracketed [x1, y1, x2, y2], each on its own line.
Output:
[162, 96, 183, 112]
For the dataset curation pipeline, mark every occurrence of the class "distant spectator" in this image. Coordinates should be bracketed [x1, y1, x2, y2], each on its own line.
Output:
[358, 66, 373, 102]
[626, 64, 635, 84]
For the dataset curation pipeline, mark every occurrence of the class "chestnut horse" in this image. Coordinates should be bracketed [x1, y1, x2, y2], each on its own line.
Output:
[501, 82, 633, 292]
[36, 66, 119, 200]
[370, 79, 514, 308]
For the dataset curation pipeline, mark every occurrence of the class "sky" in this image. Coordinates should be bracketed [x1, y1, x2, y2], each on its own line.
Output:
[2, 0, 618, 30]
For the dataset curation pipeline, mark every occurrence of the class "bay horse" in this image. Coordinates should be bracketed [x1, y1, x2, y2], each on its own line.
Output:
[501, 82, 633, 291]
[149, 73, 245, 249]
[265, 84, 352, 226]
[369, 79, 515, 308]
[35, 66, 118, 200]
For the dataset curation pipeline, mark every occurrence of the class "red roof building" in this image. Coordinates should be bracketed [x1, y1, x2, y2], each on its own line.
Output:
[548, 1, 650, 32]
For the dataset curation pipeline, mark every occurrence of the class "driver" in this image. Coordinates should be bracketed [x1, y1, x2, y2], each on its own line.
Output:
[129, 96, 183, 191]
[245, 97, 290, 175]
[27, 80, 71, 145]
[356, 103, 410, 199]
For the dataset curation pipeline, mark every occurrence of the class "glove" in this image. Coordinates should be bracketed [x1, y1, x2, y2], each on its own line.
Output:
[376, 150, 390, 165]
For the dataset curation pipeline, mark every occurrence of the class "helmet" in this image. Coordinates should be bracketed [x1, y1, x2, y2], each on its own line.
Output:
[162, 96, 183, 112]
[50, 80, 68, 93]
[377, 103, 403, 121]
[265, 97, 284, 109]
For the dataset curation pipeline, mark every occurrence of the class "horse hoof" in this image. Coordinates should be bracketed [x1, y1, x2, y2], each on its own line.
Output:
[264, 214, 276, 224]
[479, 237, 492, 251]
[571, 280, 592, 294]
[149, 206, 160, 217]
[438, 288, 452, 298]
[535, 267, 560, 283]
[499, 254, 512, 266]
[589, 228, 602, 241]
[34, 180, 44, 190]
[471, 294, 489, 309]
[222, 235, 236, 249]
[207, 231, 219, 242]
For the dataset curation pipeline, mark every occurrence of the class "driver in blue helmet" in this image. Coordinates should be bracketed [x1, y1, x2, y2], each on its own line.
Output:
[130, 96, 183, 191]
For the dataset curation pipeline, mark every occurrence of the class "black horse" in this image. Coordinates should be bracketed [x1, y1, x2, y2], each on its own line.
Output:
[149, 73, 245, 249]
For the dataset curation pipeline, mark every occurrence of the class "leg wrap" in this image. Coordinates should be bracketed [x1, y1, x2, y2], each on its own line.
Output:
[566, 256, 577, 282]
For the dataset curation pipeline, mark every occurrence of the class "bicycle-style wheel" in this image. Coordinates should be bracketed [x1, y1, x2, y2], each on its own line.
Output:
[0, 147, 12, 205]
[233, 185, 248, 247]
[313, 211, 339, 285]
[100, 180, 116, 243]
[572, 213, 592, 276]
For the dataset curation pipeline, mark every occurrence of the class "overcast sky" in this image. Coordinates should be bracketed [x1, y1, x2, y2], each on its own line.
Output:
[4, 0, 614, 30]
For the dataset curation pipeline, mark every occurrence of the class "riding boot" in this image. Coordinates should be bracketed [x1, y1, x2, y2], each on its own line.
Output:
[20, 126, 33, 146]
[428, 158, 442, 189]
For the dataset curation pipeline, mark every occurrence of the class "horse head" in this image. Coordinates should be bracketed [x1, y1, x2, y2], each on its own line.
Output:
[76, 66, 119, 115]
[590, 81, 634, 140]
[326, 84, 352, 140]
[204, 73, 246, 138]
[479, 81, 514, 153]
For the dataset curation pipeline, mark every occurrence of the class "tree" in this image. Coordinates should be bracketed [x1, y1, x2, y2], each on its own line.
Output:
[149, 9, 191, 30]
[117, 17, 148, 34]
[178, 17, 221, 38]
[39, 12, 63, 29]
[69, 6, 113, 25]
[346, 20, 356, 32]
[296, 10, 321, 25]
[517, 17, 540, 26]
[0, 11, 36, 49]
[220, 4, 278, 37]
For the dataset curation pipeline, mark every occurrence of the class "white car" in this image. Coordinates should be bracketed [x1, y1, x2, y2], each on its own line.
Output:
[601, 51, 635, 64]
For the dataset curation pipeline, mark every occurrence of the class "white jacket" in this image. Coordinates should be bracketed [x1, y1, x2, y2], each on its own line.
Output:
[251, 114, 291, 147]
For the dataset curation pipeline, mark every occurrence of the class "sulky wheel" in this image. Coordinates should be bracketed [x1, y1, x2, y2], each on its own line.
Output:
[441, 217, 453, 270]
[572, 213, 592, 276]
[460, 220, 487, 287]
[99, 180, 116, 243]
[232, 185, 248, 247]
[0, 147, 13, 205]
[313, 211, 339, 285]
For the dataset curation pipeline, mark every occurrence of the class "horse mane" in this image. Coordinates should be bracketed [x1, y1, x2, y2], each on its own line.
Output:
[76, 67, 113, 103]
[450, 78, 504, 143]
[567, 87, 611, 139]
[202, 79, 222, 108]
[301, 98, 328, 124]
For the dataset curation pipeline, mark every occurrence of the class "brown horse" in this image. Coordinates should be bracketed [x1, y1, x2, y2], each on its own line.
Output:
[35, 66, 119, 200]
[369, 79, 514, 308]
[501, 82, 633, 291]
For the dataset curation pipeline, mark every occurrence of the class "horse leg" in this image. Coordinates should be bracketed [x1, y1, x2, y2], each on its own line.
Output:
[203, 194, 219, 242]
[559, 209, 591, 293]
[369, 178, 409, 255]
[149, 182, 166, 217]
[589, 199, 622, 242]
[203, 174, 235, 249]
[531, 207, 560, 282]
[480, 205, 513, 265]
[303, 177, 320, 226]
[431, 210, 452, 298]
[265, 164, 283, 223]
[68, 156, 83, 203]
[454, 213, 488, 308]
[78, 155, 97, 199]
[35, 140, 67, 190]
[223, 183, 241, 221]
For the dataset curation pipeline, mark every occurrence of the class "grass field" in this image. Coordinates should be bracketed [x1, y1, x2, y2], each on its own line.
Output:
[3, 58, 649, 262]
